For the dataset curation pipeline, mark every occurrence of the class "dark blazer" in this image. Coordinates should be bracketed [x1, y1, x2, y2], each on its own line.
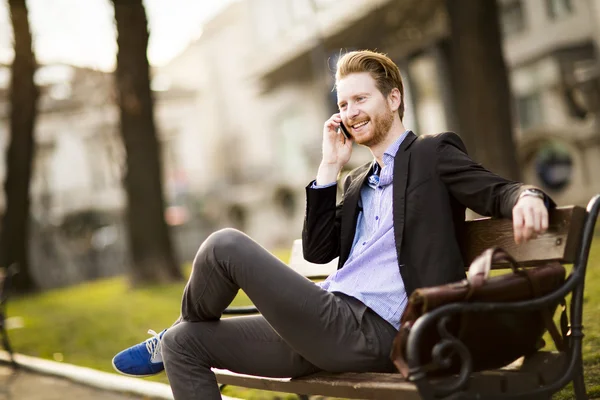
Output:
[302, 131, 551, 296]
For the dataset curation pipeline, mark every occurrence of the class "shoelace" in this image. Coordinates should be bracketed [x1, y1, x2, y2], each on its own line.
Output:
[145, 329, 163, 362]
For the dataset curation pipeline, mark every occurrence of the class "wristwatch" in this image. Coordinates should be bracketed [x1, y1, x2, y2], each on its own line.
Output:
[519, 188, 545, 201]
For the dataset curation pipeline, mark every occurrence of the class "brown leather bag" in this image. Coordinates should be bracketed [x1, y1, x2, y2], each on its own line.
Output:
[391, 247, 566, 378]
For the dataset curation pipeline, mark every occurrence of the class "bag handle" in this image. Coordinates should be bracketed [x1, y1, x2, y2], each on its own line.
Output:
[467, 247, 522, 288]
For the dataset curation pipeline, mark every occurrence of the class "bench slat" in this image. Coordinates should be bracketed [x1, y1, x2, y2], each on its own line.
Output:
[215, 370, 420, 400]
[461, 352, 565, 394]
[462, 206, 586, 267]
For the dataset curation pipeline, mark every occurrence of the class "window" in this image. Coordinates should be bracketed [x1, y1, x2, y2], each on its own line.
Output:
[501, 0, 526, 37]
[517, 92, 544, 130]
[33, 142, 55, 208]
[546, 0, 573, 19]
[85, 136, 109, 192]
[534, 141, 573, 192]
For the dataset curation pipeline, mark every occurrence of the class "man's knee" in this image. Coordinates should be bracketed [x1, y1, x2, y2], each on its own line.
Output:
[161, 325, 183, 362]
[161, 323, 213, 366]
[161, 323, 196, 362]
[195, 228, 247, 263]
[208, 228, 246, 248]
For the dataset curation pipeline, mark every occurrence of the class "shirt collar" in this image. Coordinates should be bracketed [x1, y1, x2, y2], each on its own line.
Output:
[372, 130, 411, 170]
[366, 130, 411, 188]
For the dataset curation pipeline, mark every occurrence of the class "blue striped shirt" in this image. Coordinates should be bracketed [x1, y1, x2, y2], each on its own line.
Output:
[316, 131, 410, 329]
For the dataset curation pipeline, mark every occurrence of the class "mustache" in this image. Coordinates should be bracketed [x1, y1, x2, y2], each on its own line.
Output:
[347, 118, 369, 126]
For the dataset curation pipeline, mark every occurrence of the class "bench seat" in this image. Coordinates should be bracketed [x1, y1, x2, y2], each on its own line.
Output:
[215, 352, 564, 399]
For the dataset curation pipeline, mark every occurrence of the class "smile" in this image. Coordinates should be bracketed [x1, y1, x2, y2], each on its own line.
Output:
[352, 121, 369, 129]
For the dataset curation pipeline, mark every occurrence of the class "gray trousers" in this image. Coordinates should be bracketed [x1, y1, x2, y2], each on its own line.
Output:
[161, 228, 398, 400]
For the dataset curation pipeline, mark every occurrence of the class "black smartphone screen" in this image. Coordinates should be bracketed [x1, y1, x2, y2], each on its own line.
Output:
[339, 122, 351, 140]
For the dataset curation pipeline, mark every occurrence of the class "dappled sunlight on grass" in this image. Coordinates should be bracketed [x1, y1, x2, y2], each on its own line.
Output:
[8, 249, 282, 394]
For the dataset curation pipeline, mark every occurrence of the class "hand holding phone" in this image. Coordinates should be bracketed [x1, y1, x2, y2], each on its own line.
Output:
[319, 114, 353, 182]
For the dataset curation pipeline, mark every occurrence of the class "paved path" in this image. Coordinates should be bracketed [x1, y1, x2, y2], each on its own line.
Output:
[0, 364, 146, 400]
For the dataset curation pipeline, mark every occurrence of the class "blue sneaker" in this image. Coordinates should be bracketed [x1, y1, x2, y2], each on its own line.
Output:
[112, 329, 166, 377]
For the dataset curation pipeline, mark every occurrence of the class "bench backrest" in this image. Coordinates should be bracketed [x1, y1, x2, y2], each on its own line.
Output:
[461, 205, 586, 268]
[288, 205, 587, 277]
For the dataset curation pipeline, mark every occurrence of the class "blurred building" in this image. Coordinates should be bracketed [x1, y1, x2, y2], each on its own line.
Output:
[0, 64, 128, 287]
[500, 0, 600, 207]
[154, 0, 294, 249]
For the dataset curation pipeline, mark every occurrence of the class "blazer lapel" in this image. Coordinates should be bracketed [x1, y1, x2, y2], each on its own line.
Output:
[392, 132, 417, 264]
[339, 163, 371, 266]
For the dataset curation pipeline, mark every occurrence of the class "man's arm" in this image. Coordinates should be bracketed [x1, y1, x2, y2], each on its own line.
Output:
[302, 182, 344, 263]
[434, 132, 554, 243]
[302, 113, 353, 263]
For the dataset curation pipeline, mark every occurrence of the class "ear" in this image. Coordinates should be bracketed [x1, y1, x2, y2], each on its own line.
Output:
[387, 88, 402, 112]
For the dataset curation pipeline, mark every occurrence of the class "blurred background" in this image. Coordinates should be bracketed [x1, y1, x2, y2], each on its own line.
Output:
[2, 2, 600, 399]
[0, 0, 599, 292]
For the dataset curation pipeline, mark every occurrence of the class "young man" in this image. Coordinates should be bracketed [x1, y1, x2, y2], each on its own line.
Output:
[112, 50, 550, 400]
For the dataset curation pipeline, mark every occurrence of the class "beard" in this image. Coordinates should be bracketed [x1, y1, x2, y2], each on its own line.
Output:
[355, 107, 394, 148]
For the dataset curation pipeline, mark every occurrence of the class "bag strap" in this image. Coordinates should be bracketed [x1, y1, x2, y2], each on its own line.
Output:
[545, 310, 566, 351]
[467, 247, 522, 288]
[560, 299, 569, 340]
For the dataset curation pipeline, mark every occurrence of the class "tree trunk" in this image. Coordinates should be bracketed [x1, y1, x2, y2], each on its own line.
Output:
[0, 0, 39, 293]
[445, 0, 521, 181]
[112, 0, 182, 285]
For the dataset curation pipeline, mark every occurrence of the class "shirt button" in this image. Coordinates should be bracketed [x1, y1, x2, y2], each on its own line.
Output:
[375, 216, 379, 220]
[362, 242, 366, 246]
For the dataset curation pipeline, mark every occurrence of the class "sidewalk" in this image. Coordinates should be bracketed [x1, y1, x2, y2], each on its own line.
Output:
[0, 364, 144, 400]
[0, 351, 240, 400]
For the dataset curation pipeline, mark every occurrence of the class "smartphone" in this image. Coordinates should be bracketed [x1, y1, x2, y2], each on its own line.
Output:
[338, 122, 352, 140]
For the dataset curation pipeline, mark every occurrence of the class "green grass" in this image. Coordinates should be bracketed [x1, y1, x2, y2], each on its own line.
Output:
[6, 239, 600, 399]
[7, 254, 292, 399]
[553, 234, 600, 399]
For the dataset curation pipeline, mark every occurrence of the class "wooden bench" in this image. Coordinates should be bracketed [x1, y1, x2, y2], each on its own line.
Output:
[220, 195, 600, 399]
[0, 264, 17, 367]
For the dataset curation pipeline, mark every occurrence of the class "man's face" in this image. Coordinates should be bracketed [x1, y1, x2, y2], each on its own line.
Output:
[336, 72, 394, 148]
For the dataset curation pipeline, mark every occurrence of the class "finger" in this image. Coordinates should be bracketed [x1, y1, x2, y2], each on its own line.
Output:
[325, 119, 340, 133]
[532, 205, 542, 233]
[513, 207, 524, 244]
[522, 207, 535, 242]
[540, 207, 549, 233]
[328, 114, 341, 125]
